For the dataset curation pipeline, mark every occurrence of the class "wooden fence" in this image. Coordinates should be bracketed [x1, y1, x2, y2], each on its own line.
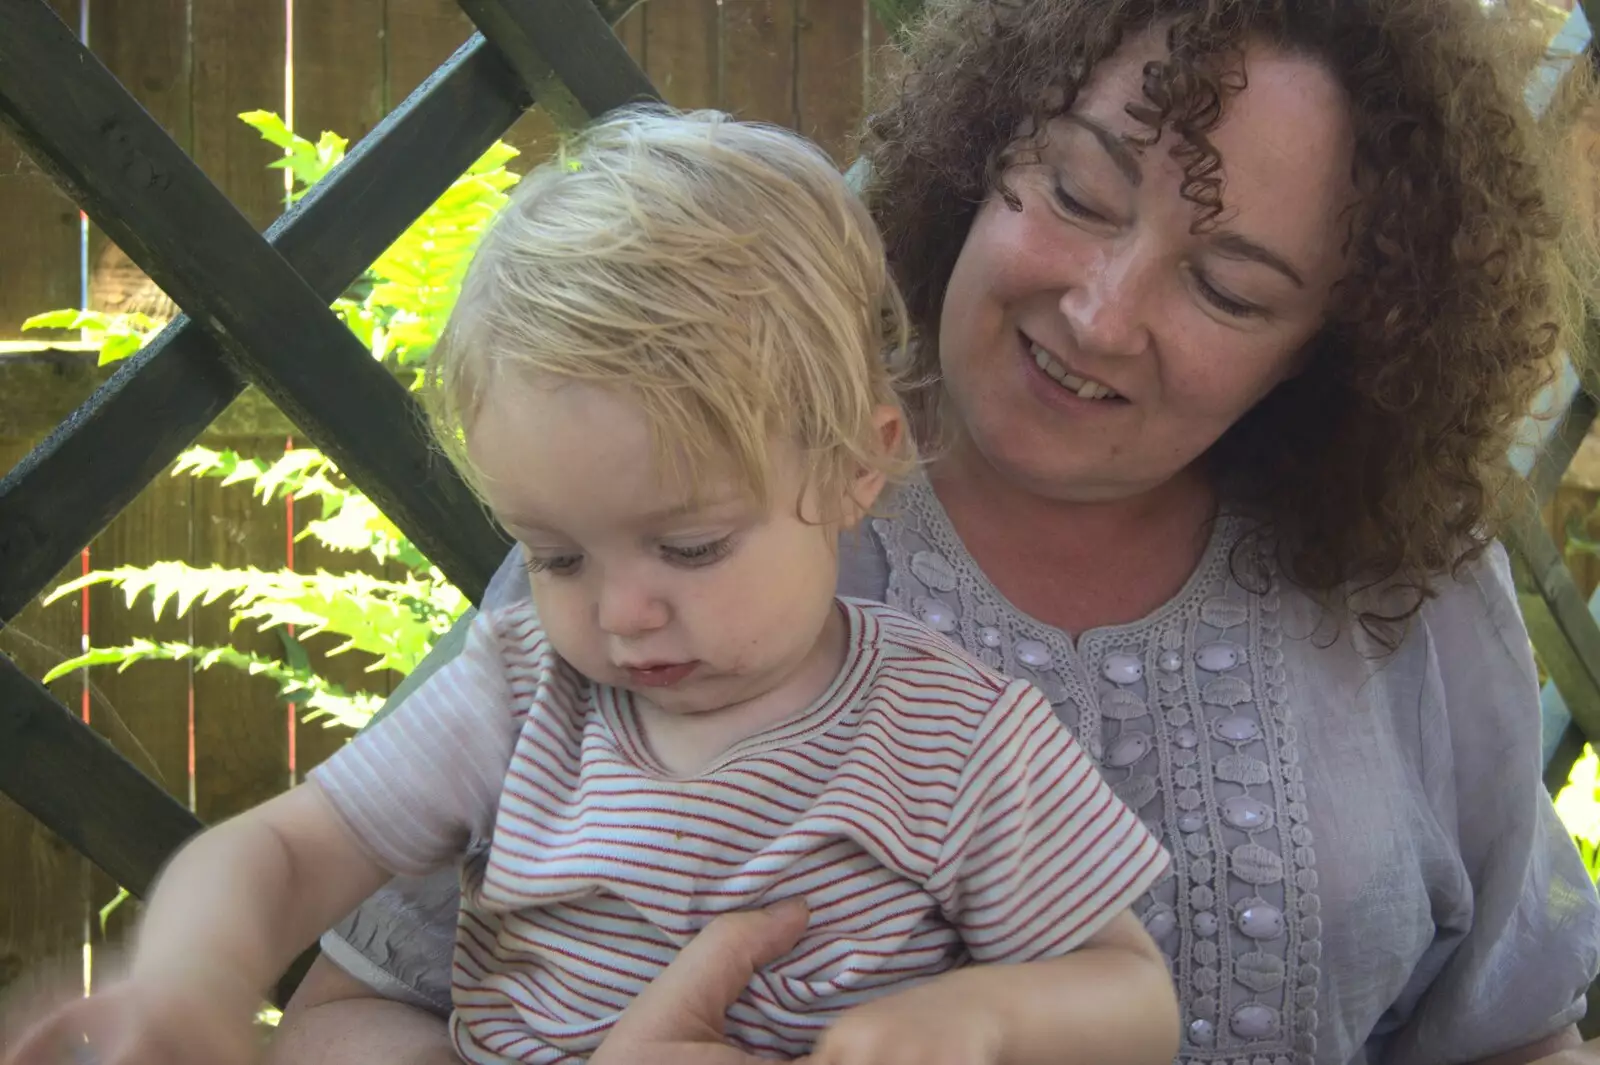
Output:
[0, 0, 890, 993]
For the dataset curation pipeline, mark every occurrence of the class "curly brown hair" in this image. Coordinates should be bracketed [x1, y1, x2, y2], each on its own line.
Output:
[864, 0, 1600, 640]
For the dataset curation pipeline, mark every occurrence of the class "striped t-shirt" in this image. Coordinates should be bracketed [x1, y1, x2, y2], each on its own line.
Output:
[311, 597, 1168, 1064]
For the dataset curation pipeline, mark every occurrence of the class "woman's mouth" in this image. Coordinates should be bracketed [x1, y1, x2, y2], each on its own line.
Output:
[1024, 336, 1126, 402]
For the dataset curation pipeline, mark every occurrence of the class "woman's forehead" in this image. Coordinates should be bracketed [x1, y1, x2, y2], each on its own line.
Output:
[1064, 29, 1356, 287]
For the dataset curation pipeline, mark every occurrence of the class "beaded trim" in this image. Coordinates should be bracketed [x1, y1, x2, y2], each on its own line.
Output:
[874, 479, 1322, 1062]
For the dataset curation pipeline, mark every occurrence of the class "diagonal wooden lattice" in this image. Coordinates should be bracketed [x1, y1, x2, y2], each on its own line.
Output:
[0, 0, 656, 910]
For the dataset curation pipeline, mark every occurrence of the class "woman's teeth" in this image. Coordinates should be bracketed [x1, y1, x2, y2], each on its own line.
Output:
[1031, 343, 1121, 400]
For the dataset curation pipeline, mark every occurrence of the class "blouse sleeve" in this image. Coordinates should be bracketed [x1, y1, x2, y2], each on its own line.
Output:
[1377, 543, 1600, 1065]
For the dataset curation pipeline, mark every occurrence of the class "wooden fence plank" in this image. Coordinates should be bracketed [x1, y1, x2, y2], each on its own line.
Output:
[385, 0, 478, 110]
[289, 0, 393, 782]
[0, 435, 85, 997]
[75, 0, 197, 982]
[83, 463, 195, 975]
[190, 438, 290, 823]
[184, 1, 291, 827]
[293, 0, 385, 147]
[796, 0, 866, 164]
[84, 0, 192, 329]
[721, 0, 797, 126]
[0, 3, 79, 344]
[192, 0, 288, 231]
[0, 132, 80, 342]
[645, 0, 718, 111]
[0, 0, 78, 343]
[290, 491, 366, 779]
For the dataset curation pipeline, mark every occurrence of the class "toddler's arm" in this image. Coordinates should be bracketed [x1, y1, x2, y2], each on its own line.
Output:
[815, 907, 1176, 1065]
[5, 783, 392, 1065]
[139, 783, 391, 1017]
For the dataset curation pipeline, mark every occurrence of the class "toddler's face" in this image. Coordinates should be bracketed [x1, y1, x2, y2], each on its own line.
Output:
[467, 375, 860, 719]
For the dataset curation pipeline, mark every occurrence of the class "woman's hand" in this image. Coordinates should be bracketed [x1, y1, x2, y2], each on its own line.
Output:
[592, 899, 811, 1065]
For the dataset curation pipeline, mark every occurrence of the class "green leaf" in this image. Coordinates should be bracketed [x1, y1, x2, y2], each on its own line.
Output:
[23, 309, 98, 331]
[278, 629, 312, 676]
[469, 141, 520, 174]
[98, 888, 132, 932]
[22, 308, 165, 364]
[1554, 744, 1600, 883]
[44, 562, 242, 620]
[98, 332, 142, 366]
[240, 111, 345, 197]
[315, 130, 350, 172]
[238, 110, 297, 150]
[42, 638, 383, 730]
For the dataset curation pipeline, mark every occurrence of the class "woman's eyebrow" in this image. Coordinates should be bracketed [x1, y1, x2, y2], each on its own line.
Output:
[1064, 114, 1143, 186]
[1209, 231, 1306, 288]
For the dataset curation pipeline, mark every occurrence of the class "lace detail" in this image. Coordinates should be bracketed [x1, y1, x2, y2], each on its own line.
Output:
[874, 479, 1322, 1063]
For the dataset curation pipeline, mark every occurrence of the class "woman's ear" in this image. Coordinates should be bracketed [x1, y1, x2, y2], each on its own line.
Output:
[843, 405, 906, 527]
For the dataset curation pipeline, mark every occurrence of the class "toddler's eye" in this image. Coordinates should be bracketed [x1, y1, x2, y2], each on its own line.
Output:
[525, 554, 583, 577]
[661, 536, 735, 569]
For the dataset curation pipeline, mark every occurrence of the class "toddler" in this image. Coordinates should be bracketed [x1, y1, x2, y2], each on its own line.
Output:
[9, 109, 1175, 1065]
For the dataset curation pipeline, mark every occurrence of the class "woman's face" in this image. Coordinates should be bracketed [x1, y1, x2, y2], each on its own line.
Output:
[937, 29, 1356, 503]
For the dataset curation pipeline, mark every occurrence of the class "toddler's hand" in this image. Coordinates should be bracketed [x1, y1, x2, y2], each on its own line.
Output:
[811, 979, 1006, 1065]
[2, 967, 260, 1065]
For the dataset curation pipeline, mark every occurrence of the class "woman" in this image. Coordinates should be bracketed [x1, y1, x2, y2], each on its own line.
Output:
[273, 0, 1600, 1061]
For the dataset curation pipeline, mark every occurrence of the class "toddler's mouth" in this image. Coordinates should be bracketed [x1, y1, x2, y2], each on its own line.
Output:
[622, 661, 700, 688]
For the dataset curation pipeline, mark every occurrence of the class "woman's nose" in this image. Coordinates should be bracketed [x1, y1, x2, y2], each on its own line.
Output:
[1057, 246, 1154, 359]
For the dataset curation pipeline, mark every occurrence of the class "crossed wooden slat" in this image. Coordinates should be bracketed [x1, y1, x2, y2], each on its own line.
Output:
[0, 0, 656, 902]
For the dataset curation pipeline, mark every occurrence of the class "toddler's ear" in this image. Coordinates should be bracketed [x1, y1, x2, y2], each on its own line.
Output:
[844, 405, 905, 527]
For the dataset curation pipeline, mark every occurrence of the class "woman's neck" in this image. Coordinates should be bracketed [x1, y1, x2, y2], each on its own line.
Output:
[926, 443, 1217, 636]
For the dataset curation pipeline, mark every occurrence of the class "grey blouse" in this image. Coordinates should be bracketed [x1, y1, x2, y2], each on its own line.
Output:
[321, 478, 1600, 1065]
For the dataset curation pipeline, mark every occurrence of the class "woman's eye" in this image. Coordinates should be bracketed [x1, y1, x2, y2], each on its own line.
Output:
[525, 554, 583, 577]
[1052, 181, 1108, 223]
[661, 536, 735, 569]
[1194, 273, 1264, 320]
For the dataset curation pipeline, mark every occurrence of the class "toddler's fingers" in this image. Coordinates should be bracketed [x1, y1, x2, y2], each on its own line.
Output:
[1, 996, 95, 1065]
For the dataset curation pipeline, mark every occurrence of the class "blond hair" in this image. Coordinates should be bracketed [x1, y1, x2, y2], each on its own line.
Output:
[427, 106, 914, 512]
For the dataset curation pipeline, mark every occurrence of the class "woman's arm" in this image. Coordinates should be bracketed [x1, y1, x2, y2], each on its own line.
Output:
[1482, 1028, 1587, 1065]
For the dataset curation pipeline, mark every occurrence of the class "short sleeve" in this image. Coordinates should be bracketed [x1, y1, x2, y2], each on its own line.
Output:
[315, 547, 527, 1006]
[931, 679, 1170, 961]
[309, 603, 523, 877]
[1377, 543, 1600, 1065]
